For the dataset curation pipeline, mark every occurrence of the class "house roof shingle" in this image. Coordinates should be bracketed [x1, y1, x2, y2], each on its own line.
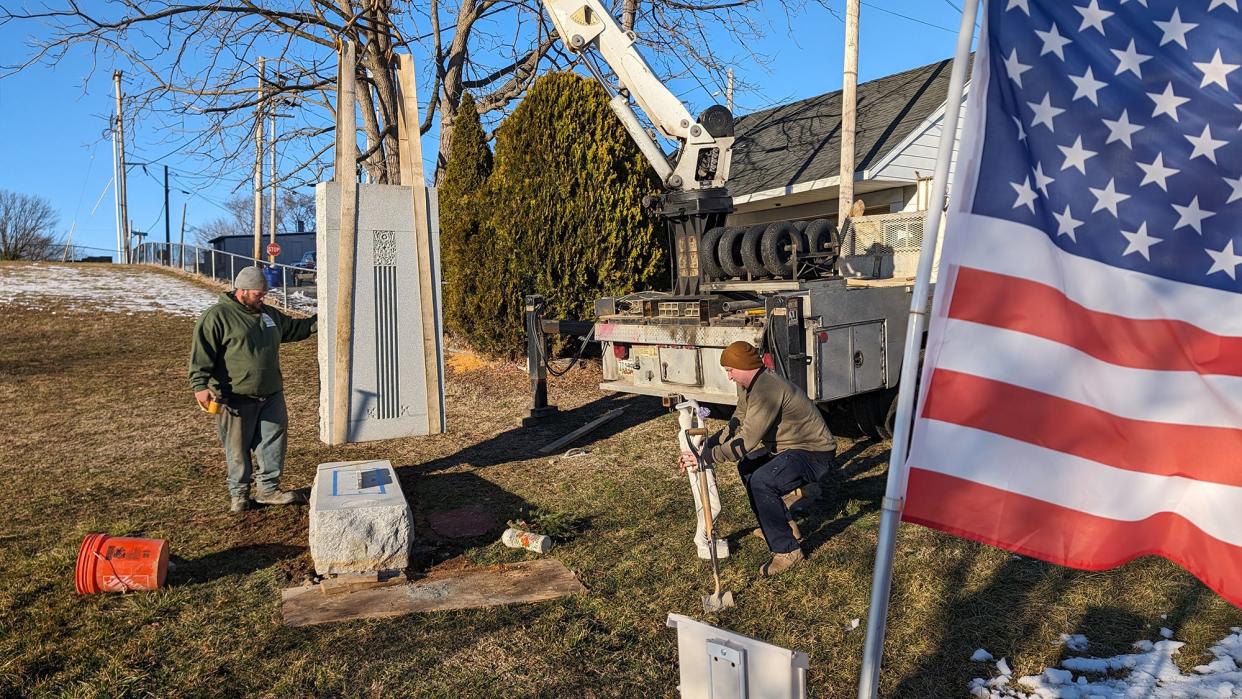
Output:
[728, 56, 966, 197]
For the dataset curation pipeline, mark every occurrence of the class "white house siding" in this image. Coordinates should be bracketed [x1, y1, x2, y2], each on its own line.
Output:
[869, 92, 969, 207]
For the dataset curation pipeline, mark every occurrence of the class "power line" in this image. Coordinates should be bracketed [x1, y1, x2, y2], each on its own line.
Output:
[861, 1, 958, 33]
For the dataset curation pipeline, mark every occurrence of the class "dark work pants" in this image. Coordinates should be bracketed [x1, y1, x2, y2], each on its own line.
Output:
[737, 449, 836, 554]
[217, 392, 288, 498]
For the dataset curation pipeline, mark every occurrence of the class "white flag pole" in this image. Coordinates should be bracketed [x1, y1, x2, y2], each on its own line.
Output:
[856, 0, 980, 696]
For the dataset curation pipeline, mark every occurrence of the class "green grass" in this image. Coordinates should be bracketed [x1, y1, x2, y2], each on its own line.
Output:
[1, 263, 1239, 697]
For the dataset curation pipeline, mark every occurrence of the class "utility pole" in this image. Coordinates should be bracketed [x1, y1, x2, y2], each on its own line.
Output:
[726, 68, 734, 113]
[113, 71, 131, 263]
[269, 99, 277, 263]
[163, 165, 171, 251]
[838, 0, 860, 229]
[111, 108, 122, 262]
[253, 57, 265, 261]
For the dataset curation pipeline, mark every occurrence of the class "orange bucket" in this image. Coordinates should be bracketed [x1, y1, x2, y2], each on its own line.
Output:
[75, 533, 169, 594]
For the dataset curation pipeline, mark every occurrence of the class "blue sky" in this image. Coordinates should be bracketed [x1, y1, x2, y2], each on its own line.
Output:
[0, 1, 971, 259]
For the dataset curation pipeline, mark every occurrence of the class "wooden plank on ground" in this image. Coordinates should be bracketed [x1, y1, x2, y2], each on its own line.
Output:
[280, 559, 586, 627]
[536, 407, 624, 456]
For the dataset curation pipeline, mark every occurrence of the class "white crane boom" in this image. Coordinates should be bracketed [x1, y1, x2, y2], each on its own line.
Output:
[543, 0, 734, 190]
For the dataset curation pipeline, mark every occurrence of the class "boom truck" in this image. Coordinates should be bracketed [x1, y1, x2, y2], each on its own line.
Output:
[535, 0, 930, 438]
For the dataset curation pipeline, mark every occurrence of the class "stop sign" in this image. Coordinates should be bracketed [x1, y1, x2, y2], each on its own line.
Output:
[266, 242, 282, 257]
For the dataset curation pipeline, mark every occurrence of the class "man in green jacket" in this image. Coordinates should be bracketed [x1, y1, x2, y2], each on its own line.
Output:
[679, 341, 836, 577]
[189, 266, 318, 512]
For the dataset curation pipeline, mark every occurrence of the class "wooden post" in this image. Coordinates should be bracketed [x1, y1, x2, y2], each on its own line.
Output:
[331, 41, 358, 446]
[396, 53, 445, 434]
[254, 57, 265, 261]
[269, 104, 278, 263]
[838, 0, 860, 229]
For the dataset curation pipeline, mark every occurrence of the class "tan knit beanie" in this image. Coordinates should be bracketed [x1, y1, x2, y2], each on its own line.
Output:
[719, 341, 761, 370]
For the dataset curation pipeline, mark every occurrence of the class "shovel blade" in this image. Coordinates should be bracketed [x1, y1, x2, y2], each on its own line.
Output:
[701, 590, 735, 613]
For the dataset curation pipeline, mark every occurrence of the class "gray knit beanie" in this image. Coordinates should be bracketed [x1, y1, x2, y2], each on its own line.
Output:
[234, 266, 268, 291]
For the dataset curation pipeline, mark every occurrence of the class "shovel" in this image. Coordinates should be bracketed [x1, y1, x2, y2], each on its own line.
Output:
[687, 433, 735, 613]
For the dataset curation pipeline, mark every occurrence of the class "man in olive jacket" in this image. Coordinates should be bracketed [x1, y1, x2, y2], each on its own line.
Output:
[189, 266, 318, 512]
[679, 341, 836, 576]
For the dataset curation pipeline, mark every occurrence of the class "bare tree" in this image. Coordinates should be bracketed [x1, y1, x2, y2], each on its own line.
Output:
[0, 190, 61, 261]
[3, 0, 786, 189]
[193, 190, 316, 243]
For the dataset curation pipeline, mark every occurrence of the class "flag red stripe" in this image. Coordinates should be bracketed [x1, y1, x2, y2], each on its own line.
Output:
[903, 468, 1242, 608]
[947, 266, 1242, 376]
[921, 369, 1242, 487]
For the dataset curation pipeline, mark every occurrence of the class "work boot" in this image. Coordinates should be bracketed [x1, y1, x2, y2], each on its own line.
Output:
[750, 520, 803, 543]
[254, 489, 306, 506]
[230, 495, 253, 513]
[760, 548, 804, 577]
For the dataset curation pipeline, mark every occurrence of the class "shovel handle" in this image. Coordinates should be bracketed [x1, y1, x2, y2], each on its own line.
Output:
[696, 467, 715, 539]
[685, 427, 708, 437]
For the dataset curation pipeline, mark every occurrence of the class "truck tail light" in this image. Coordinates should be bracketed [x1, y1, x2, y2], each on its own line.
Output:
[762, 352, 774, 369]
[613, 343, 630, 360]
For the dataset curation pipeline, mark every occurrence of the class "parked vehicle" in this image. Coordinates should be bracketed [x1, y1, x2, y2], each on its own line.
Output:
[536, 0, 933, 439]
[294, 251, 316, 285]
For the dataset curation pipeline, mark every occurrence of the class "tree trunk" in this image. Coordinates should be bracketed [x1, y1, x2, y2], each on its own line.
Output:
[622, 0, 638, 32]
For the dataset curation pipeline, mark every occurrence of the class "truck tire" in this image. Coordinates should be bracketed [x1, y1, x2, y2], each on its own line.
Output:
[794, 220, 810, 232]
[804, 218, 839, 254]
[853, 387, 898, 441]
[741, 224, 769, 278]
[760, 221, 804, 278]
[717, 226, 749, 278]
[699, 227, 727, 280]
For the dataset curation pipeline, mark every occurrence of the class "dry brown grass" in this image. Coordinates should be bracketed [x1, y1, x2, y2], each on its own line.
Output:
[1, 263, 1239, 697]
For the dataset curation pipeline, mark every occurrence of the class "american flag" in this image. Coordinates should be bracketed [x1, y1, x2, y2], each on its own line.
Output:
[904, 0, 1242, 606]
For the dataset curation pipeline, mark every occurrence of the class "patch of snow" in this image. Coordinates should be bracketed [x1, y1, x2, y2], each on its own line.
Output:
[997, 658, 1012, 676]
[268, 288, 317, 314]
[848, 618, 860, 630]
[1041, 668, 1073, 685]
[973, 648, 995, 662]
[0, 264, 217, 317]
[967, 631, 1242, 698]
[1160, 627, 1175, 639]
[1059, 634, 1090, 652]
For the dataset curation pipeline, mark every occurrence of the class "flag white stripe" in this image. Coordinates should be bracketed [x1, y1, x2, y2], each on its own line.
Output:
[935, 319, 1242, 429]
[909, 419, 1242, 547]
[943, 212, 1242, 337]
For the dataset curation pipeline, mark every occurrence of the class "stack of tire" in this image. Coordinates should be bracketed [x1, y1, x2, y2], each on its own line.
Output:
[699, 218, 839, 281]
